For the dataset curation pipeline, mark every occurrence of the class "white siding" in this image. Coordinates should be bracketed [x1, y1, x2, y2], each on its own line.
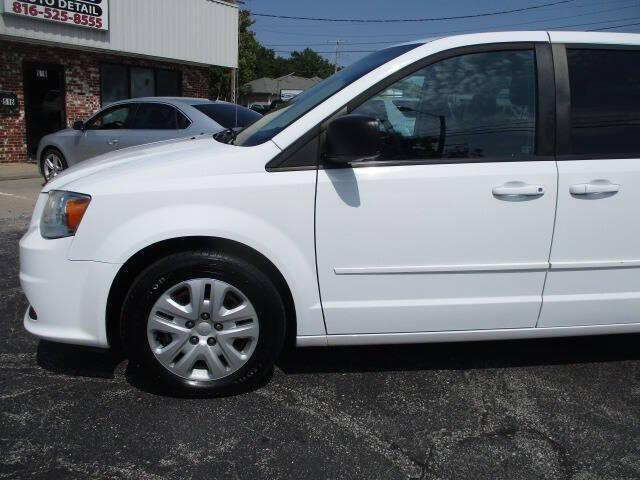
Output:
[0, 0, 238, 67]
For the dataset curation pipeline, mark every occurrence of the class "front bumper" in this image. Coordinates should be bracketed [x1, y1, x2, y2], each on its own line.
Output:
[19, 195, 121, 348]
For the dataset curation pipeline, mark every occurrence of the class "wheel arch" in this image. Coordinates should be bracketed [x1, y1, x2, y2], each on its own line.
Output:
[106, 236, 297, 353]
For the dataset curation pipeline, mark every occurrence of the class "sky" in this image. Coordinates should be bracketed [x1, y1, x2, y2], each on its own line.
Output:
[242, 0, 640, 66]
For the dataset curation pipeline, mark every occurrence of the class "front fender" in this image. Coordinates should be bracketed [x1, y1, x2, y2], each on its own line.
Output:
[37, 133, 75, 172]
[70, 198, 325, 336]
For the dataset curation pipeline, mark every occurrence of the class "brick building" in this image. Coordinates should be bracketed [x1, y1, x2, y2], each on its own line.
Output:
[0, 0, 238, 164]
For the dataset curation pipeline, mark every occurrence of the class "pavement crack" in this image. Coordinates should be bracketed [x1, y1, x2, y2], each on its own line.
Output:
[258, 384, 424, 478]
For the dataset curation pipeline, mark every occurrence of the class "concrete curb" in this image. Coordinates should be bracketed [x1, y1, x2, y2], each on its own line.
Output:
[0, 163, 41, 182]
[0, 174, 41, 182]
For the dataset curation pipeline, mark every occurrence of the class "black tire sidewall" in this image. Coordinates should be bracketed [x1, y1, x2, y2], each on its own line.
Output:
[121, 251, 286, 396]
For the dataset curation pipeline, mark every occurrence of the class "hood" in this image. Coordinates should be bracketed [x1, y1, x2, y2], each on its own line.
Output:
[43, 136, 280, 195]
[43, 128, 80, 142]
[46, 128, 75, 136]
[51, 128, 75, 136]
[38, 128, 76, 150]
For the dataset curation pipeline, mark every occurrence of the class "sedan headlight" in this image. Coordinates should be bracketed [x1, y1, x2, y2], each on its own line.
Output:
[40, 191, 92, 239]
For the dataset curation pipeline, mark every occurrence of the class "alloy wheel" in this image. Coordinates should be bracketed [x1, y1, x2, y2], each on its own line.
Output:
[43, 153, 64, 181]
[147, 278, 260, 381]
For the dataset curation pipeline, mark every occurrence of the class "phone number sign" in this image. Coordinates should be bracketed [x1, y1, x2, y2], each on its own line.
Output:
[4, 0, 109, 31]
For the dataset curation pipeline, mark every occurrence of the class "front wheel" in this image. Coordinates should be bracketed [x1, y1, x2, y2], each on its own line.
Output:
[40, 148, 67, 182]
[121, 250, 287, 396]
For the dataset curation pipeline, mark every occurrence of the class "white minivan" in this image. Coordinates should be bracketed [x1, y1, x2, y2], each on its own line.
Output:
[20, 32, 640, 395]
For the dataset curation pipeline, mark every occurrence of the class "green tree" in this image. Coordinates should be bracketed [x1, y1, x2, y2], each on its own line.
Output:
[287, 48, 335, 78]
[209, 67, 231, 101]
[211, 11, 337, 101]
[254, 45, 281, 79]
[252, 46, 334, 80]
[237, 10, 261, 87]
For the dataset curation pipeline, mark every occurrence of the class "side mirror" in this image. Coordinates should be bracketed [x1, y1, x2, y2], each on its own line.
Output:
[324, 114, 380, 164]
[72, 120, 85, 131]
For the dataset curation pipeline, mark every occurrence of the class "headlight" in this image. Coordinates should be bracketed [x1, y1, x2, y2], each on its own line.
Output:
[40, 191, 91, 239]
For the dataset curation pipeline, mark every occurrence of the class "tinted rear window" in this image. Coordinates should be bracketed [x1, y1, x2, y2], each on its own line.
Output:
[567, 48, 640, 156]
[193, 103, 262, 129]
[132, 103, 177, 130]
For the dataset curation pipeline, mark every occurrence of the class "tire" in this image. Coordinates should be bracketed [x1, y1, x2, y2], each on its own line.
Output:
[40, 148, 68, 182]
[121, 250, 287, 397]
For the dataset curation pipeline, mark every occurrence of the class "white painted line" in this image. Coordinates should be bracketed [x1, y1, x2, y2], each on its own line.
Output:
[0, 191, 30, 200]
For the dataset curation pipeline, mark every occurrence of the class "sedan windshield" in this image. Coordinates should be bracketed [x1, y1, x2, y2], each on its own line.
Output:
[233, 43, 424, 147]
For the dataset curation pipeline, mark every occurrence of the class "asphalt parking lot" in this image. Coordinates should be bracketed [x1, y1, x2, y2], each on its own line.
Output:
[1, 175, 640, 480]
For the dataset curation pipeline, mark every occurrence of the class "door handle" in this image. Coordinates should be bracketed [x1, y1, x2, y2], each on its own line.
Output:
[492, 183, 545, 197]
[107, 139, 120, 145]
[570, 181, 620, 195]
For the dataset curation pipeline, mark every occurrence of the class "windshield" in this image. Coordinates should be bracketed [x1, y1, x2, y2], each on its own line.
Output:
[233, 43, 424, 147]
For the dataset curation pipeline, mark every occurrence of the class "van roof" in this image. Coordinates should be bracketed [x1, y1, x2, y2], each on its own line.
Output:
[407, 31, 640, 47]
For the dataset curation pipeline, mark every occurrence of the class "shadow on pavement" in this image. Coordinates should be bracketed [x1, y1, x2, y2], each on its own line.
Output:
[36, 340, 124, 379]
[36, 333, 640, 387]
[35, 338, 272, 397]
[124, 360, 274, 398]
[276, 333, 640, 374]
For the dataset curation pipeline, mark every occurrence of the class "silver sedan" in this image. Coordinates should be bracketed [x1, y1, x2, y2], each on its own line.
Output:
[37, 97, 262, 181]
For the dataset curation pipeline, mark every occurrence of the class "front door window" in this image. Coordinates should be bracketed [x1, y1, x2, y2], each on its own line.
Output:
[352, 50, 537, 162]
[86, 105, 134, 130]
